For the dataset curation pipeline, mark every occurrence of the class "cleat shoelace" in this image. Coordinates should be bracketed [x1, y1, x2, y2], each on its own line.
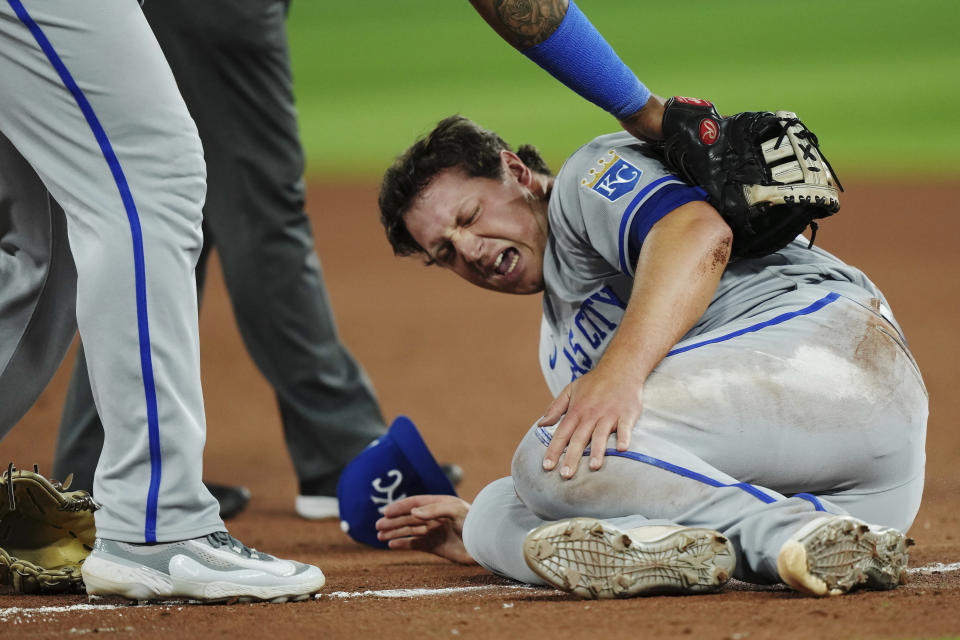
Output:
[205, 531, 263, 560]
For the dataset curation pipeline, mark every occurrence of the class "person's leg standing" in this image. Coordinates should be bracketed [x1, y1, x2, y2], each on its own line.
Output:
[2, 1, 326, 603]
[145, 0, 388, 499]
[0, 132, 76, 436]
[52, 342, 101, 491]
[0, 0, 221, 542]
[52, 182, 218, 496]
[53, 0, 388, 504]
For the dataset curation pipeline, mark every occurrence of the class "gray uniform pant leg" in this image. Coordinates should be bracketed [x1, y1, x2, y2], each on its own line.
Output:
[469, 284, 927, 585]
[0, 133, 76, 436]
[462, 476, 659, 586]
[53, 341, 102, 492]
[0, 0, 221, 542]
[54, 0, 386, 496]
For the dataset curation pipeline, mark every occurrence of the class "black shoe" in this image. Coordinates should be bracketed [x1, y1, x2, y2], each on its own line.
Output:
[440, 463, 464, 487]
[204, 482, 251, 520]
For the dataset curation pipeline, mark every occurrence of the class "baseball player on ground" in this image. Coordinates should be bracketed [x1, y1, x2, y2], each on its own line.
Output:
[0, 0, 324, 601]
[373, 115, 927, 598]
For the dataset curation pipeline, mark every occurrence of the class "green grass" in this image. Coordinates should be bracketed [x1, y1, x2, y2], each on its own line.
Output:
[287, 0, 960, 179]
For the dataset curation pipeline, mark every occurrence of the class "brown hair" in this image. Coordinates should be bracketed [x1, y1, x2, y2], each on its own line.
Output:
[378, 115, 550, 257]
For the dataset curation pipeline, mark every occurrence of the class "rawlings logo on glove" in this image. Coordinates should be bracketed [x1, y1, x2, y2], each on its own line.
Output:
[699, 118, 719, 145]
[661, 97, 843, 259]
[0, 464, 99, 594]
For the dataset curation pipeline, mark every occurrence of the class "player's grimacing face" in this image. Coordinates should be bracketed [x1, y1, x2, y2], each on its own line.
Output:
[404, 163, 549, 295]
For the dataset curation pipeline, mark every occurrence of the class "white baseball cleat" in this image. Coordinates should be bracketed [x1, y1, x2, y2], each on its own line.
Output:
[295, 495, 339, 520]
[777, 515, 912, 597]
[81, 532, 325, 603]
[523, 518, 735, 599]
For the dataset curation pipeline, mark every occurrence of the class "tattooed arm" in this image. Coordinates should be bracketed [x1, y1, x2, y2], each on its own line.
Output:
[468, 0, 568, 49]
[467, 0, 665, 140]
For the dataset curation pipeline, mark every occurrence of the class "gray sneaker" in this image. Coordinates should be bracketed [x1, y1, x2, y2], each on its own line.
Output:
[523, 518, 735, 599]
[81, 532, 325, 603]
[777, 515, 912, 596]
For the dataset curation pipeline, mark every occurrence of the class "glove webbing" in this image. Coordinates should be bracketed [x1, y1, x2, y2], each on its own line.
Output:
[770, 117, 844, 192]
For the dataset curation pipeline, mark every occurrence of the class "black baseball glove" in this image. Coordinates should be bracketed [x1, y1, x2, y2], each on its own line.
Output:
[660, 96, 842, 259]
[0, 464, 99, 594]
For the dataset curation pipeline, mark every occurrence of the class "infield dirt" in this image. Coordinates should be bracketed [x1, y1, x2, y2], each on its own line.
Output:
[2, 179, 958, 639]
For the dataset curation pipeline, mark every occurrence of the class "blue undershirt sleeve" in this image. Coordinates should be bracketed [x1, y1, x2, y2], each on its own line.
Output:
[624, 184, 709, 272]
[522, 1, 650, 120]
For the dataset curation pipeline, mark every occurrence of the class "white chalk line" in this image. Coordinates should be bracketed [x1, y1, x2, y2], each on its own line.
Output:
[323, 584, 536, 599]
[2, 561, 959, 617]
[908, 561, 960, 575]
[0, 603, 125, 617]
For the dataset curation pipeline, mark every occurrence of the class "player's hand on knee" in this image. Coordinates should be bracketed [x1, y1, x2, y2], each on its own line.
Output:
[538, 368, 643, 479]
[375, 495, 475, 565]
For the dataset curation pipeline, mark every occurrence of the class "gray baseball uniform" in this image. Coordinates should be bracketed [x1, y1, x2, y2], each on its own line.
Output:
[51, 0, 387, 500]
[0, 0, 221, 543]
[461, 132, 927, 586]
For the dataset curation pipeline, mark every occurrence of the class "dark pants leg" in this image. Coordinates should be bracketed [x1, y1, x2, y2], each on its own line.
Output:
[54, 0, 386, 496]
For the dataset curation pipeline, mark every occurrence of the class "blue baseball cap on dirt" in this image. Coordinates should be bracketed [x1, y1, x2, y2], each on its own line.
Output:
[337, 415, 457, 549]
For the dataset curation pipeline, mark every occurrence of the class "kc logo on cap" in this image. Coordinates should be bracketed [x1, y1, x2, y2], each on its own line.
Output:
[337, 416, 457, 548]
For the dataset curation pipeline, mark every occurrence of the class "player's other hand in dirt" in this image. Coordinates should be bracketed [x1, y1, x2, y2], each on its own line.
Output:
[538, 362, 644, 479]
[376, 495, 475, 565]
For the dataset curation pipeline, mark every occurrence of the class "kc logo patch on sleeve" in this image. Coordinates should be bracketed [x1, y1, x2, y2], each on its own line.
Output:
[582, 150, 642, 202]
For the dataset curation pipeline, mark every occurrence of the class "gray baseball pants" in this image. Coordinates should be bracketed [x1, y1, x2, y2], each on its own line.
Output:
[0, 0, 222, 542]
[52, 0, 387, 498]
[463, 283, 927, 585]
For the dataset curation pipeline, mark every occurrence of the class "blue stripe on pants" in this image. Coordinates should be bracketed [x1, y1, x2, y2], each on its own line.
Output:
[667, 292, 841, 357]
[8, 0, 164, 542]
[536, 426, 779, 504]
